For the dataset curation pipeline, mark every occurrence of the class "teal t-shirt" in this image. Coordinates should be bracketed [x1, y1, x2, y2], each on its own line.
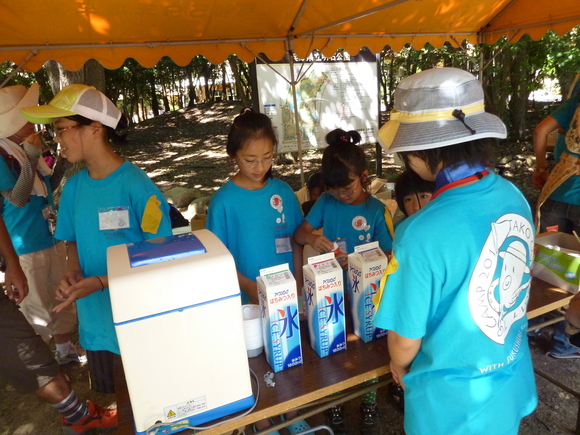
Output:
[305, 192, 392, 254]
[55, 161, 172, 354]
[373, 173, 537, 435]
[206, 177, 303, 304]
[0, 154, 56, 256]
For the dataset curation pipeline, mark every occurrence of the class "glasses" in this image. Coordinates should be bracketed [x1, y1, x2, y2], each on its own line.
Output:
[327, 178, 361, 198]
[53, 124, 79, 138]
[239, 155, 274, 168]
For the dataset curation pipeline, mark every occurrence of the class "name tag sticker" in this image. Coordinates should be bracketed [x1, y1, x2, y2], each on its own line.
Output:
[99, 207, 130, 231]
[275, 236, 292, 254]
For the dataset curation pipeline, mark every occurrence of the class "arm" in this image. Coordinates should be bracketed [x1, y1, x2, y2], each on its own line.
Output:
[236, 271, 258, 304]
[0, 215, 27, 303]
[388, 330, 422, 390]
[293, 220, 334, 253]
[532, 115, 560, 189]
[53, 241, 105, 313]
[0, 134, 43, 207]
[291, 236, 303, 297]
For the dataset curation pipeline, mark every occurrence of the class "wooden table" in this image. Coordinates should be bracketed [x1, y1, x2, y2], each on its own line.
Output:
[527, 277, 574, 322]
[115, 325, 391, 435]
[527, 277, 580, 434]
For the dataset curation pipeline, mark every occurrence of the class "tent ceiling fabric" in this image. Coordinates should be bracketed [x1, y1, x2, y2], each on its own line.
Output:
[1, 0, 579, 72]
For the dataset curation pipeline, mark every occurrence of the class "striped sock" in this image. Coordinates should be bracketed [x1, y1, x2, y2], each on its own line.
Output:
[52, 391, 88, 423]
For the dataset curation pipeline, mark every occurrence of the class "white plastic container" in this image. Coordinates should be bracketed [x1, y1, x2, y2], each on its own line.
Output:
[108, 230, 253, 434]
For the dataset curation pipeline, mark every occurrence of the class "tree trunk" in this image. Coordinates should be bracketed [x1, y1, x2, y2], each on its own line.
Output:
[228, 55, 250, 106]
[44, 59, 105, 95]
[149, 73, 160, 117]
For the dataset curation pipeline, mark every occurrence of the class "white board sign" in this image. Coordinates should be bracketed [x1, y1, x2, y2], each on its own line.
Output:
[256, 60, 379, 153]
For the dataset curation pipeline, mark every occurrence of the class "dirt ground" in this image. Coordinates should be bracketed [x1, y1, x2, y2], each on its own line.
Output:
[1, 101, 579, 434]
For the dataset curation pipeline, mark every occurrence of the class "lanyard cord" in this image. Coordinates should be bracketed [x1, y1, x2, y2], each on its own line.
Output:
[431, 162, 488, 200]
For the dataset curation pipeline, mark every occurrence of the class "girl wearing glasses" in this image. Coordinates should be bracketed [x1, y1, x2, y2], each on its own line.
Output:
[21, 84, 173, 394]
[293, 128, 392, 433]
[206, 108, 309, 434]
[294, 129, 392, 261]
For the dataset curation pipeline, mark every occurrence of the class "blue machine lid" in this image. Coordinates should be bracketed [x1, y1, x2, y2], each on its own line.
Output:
[127, 233, 206, 268]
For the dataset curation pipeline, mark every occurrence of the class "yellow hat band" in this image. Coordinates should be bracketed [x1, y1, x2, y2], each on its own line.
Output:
[389, 101, 485, 124]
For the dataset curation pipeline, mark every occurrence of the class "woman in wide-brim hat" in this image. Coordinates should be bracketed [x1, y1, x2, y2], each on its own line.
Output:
[373, 67, 538, 435]
[21, 84, 174, 394]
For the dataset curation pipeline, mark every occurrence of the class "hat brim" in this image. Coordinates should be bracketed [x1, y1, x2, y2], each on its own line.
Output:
[20, 104, 78, 125]
[378, 112, 507, 153]
[0, 83, 40, 138]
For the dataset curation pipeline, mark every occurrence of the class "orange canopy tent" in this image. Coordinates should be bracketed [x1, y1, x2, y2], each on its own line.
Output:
[1, 0, 580, 72]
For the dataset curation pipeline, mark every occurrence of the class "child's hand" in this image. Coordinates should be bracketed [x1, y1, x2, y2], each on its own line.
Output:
[335, 252, 348, 269]
[308, 234, 334, 254]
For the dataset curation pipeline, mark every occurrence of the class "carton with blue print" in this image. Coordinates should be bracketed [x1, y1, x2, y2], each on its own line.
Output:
[534, 232, 580, 294]
[348, 241, 388, 342]
[303, 252, 346, 358]
[257, 263, 303, 372]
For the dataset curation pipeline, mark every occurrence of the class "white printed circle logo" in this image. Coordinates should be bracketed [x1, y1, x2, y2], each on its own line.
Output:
[270, 194, 283, 213]
[468, 213, 534, 344]
[352, 216, 367, 231]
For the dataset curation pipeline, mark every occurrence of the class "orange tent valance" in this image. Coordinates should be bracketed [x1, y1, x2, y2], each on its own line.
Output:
[1, 0, 579, 71]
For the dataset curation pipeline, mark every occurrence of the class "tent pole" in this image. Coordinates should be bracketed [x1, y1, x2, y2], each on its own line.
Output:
[287, 37, 305, 187]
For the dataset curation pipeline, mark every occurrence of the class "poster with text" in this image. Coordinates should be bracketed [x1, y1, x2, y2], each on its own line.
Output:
[257, 60, 378, 153]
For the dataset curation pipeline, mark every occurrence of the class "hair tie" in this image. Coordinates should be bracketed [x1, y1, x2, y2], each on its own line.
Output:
[340, 135, 349, 143]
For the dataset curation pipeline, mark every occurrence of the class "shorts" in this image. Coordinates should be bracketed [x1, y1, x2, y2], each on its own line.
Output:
[0, 294, 60, 393]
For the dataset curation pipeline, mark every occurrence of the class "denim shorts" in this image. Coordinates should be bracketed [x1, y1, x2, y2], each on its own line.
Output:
[539, 198, 580, 234]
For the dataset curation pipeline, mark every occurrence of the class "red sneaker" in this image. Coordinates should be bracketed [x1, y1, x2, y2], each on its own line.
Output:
[62, 400, 118, 434]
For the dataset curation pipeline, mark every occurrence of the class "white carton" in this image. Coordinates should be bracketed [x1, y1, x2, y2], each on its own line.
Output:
[257, 264, 303, 372]
[303, 252, 346, 357]
[348, 241, 388, 342]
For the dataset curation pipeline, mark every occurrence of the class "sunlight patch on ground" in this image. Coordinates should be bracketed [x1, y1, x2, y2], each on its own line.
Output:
[147, 168, 170, 178]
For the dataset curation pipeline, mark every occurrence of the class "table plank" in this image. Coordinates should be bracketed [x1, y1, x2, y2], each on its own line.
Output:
[528, 277, 574, 320]
[116, 326, 390, 434]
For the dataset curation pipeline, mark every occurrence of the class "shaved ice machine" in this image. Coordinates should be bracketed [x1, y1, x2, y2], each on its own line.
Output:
[108, 230, 253, 434]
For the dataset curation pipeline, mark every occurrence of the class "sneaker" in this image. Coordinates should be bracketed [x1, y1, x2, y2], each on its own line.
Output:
[360, 403, 379, 434]
[62, 400, 118, 434]
[55, 343, 88, 365]
[388, 382, 405, 411]
[546, 350, 580, 359]
[327, 405, 346, 435]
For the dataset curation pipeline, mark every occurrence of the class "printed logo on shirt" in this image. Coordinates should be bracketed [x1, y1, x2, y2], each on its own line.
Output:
[468, 213, 534, 345]
[352, 216, 367, 231]
[270, 194, 283, 213]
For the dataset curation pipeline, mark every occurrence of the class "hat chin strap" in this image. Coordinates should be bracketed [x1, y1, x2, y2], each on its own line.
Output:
[452, 109, 477, 135]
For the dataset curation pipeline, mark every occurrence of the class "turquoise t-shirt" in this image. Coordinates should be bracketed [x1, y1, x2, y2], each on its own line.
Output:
[0, 154, 56, 256]
[55, 161, 172, 354]
[550, 80, 580, 205]
[305, 192, 392, 254]
[206, 177, 303, 303]
[374, 173, 537, 435]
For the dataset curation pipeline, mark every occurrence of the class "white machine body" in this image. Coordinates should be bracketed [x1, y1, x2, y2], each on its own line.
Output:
[108, 229, 253, 434]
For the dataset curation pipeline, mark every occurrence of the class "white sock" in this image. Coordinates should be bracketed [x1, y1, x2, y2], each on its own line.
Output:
[56, 341, 72, 355]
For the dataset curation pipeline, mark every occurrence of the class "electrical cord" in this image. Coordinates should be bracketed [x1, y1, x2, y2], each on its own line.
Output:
[145, 368, 260, 434]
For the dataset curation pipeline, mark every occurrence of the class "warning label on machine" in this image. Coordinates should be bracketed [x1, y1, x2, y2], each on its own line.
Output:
[164, 396, 207, 420]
